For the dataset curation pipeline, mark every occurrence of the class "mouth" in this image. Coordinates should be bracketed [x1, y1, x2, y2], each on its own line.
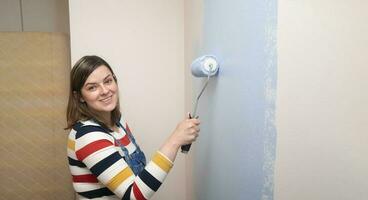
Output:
[100, 95, 113, 103]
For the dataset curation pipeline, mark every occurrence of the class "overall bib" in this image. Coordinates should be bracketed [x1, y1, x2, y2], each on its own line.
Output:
[115, 122, 146, 175]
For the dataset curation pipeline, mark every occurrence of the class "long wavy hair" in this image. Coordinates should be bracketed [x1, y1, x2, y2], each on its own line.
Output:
[65, 55, 121, 130]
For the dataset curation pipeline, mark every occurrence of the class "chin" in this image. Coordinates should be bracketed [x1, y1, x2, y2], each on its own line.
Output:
[103, 103, 117, 112]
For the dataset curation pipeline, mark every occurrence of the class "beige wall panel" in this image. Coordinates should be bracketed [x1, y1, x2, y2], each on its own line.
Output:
[22, 0, 70, 33]
[0, 0, 22, 31]
[0, 32, 73, 199]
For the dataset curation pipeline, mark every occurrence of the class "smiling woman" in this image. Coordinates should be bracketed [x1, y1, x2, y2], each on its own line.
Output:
[81, 68, 118, 116]
[66, 56, 121, 131]
[65, 55, 201, 199]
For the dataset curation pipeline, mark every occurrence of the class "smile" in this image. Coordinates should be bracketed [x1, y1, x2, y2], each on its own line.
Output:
[100, 96, 113, 103]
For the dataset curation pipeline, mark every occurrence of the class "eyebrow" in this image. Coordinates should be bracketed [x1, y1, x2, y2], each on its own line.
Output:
[84, 74, 113, 86]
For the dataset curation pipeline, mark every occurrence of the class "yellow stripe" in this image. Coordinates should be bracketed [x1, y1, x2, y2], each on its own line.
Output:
[152, 152, 173, 173]
[107, 167, 134, 191]
[67, 139, 75, 151]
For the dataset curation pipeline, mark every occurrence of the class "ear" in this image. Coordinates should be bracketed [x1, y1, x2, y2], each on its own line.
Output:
[73, 91, 85, 103]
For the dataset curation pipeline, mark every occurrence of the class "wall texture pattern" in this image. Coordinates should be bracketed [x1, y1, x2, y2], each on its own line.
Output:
[0, 32, 73, 199]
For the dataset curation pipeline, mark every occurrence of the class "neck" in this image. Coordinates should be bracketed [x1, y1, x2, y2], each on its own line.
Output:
[99, 112, 112, 127]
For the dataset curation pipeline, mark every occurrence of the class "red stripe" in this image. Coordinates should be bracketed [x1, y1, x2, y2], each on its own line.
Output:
[119, 134, 130, 146]
[133, 182, 146, 200]
[76, 139, 113, 161]
[126, 123, 132, 134]
[72, 174, 98, 183]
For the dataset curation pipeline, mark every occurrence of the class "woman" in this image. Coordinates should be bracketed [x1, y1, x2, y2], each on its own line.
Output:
[66, 55, 200, 199]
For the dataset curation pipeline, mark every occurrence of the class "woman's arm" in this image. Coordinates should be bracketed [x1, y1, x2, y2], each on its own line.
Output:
[73, 116, 200, 199]
[159, 116, 201, 162]
[74, 126, 173, 199]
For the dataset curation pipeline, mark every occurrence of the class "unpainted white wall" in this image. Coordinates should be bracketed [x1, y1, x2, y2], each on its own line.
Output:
[275, 1, 368, 199]
[69, 1, 186, 200]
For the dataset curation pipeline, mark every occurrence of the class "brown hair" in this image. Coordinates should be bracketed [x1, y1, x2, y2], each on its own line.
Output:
[65, 55, 121, 130]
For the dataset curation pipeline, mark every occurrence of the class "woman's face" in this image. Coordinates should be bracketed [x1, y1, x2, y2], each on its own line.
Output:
[80, 65, 118, 115]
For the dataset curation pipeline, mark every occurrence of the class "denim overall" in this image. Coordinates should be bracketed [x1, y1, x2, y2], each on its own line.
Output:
[115, 122, 146, 176]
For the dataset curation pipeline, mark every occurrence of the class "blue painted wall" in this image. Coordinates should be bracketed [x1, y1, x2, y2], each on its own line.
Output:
[192, 0, 277, 199]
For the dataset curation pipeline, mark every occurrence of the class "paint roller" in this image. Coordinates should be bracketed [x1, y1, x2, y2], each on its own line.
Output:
[181, 55, 220, 154]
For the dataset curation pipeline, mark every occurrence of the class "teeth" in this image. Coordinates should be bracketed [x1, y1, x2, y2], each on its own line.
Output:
[101, 96, 112, 102]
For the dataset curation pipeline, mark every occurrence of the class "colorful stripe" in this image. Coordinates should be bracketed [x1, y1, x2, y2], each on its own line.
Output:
[152, 152, 173, 173]
[90, 151, 121, 176]
[107, 167, 134, 191]
[138, 169, 161, 192]
[75, 125, 107, 139]
[122, 185, 133, 200]
[76, 139, 112, 161]
[133, 182, 146, 200]
[68, 120, 172, 199]
[125, 124, 132, 134]
[118, 134, 130, 146]
[72, 174, 99, 183]
[68, 157, 86, 167]
[78, 187, 114, 199]
[67, 139, 75, 150]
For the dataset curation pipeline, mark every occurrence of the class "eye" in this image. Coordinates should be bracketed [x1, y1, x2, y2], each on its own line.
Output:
[87, 85, 97, 91]
[105, 78, 113, 84]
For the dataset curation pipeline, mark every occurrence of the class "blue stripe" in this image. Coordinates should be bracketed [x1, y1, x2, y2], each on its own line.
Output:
[73, 122, 83, 129]
[138, 169, 161, 191]
[75, 125, 108, 139]
[122, 185, 133, 200]
[68, 157, 86, 167]
[78, 187, 114, 198]
[90, 151, 122, 176]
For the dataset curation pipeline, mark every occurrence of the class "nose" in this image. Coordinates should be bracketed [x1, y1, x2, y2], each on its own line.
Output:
[100, 84, 109, 95]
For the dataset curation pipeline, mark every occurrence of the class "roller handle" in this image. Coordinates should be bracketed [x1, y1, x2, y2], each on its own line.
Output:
[181, 144, 192, 154]
[181, 114, 197, 154]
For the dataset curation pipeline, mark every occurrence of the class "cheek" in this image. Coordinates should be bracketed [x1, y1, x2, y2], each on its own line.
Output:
[112, 84, 118, 92]
[81, 91, 99, 103]
[111, 85, 119, 95]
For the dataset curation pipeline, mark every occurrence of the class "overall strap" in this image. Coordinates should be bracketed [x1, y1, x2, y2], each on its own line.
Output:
[117, 121, 138, 145]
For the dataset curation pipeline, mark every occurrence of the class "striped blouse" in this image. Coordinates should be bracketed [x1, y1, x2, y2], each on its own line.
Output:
[67, 119, 173, 199]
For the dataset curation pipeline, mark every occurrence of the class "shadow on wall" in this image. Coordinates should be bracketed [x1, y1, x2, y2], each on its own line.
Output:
[0, 32, 75, 199]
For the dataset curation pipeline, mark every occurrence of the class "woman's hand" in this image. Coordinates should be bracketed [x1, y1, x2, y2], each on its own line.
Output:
[170, 115, 201, 147]
[159, 113, 201, 162]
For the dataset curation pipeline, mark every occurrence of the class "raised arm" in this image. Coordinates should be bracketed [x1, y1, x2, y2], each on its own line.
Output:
[73, 126, 173, 199]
